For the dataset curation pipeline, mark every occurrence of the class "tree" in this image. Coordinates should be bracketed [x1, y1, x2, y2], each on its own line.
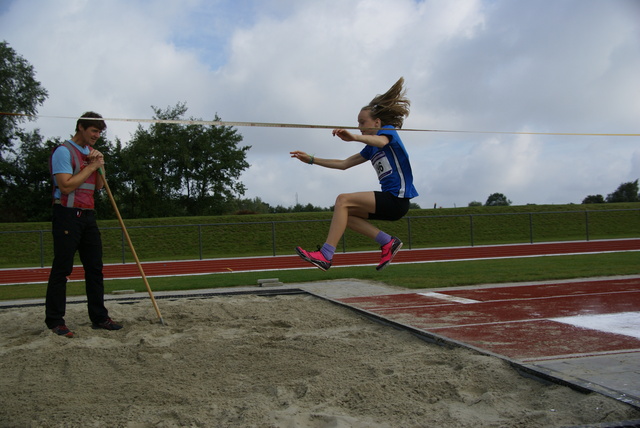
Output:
[485, 193, 512, 206]
[120, 103, 251, 217]
[179, 112, 250, 215]
[232, 197, 272, 214]
[468, 201, 482, 207]
[120, 104, 186, 217]
[94, 136, 126, 220]
[0, 129, 54, 221]
[0, 41, 48, 147]
[582, 194, 604, 204]
[0, 41, 48, 203]
[606, 180, 640, 203]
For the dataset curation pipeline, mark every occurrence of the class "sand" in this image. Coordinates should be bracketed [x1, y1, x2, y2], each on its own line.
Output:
[1, 292, 639, 428]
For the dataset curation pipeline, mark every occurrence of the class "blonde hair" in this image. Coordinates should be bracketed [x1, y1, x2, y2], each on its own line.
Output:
[362, 77, 410, 129]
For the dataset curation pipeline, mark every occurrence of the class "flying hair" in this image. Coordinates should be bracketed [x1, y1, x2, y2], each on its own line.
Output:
[363, 77, 410, 129]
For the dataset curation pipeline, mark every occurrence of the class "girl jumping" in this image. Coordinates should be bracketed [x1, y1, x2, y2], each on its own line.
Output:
[291, 77, 418, 271]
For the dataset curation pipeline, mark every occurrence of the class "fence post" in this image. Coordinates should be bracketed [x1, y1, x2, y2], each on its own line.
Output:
[198, 225, 203, 260]
[40, 230, 45, 268]
[121, 230, 126, 264]
[407, 217, 412, 249]
[529, 213, 534, 244]
[585, 211, 590, 241]
[272, 222, 277, 256]
[469, 215, 474, 247]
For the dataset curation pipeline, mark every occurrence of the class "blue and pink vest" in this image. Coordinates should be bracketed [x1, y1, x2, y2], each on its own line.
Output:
[50, 141, 97, 209]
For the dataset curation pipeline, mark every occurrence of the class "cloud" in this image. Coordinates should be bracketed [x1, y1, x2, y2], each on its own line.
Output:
[2, 0, 215, 138]
[426, 1, 640, 133]
[2, 0, 638, 210]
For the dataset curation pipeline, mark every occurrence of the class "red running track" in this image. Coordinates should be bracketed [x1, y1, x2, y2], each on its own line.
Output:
[338, 277, 640, 360]
[1, 238, 639, 285]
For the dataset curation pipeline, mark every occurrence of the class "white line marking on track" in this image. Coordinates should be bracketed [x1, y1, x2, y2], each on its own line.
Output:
[418, 292, 480, 304]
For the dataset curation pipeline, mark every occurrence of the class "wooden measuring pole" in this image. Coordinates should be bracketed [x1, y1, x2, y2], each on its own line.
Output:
[99, 168, 166, 325]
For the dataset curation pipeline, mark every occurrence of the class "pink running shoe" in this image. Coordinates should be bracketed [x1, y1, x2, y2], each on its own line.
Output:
[376, 237, 403, 271]
[295, 246, 332, 271]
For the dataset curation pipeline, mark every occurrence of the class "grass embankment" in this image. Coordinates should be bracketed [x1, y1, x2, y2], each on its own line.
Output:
[1, 203, 639, 268]
[0, 203, 638, 301]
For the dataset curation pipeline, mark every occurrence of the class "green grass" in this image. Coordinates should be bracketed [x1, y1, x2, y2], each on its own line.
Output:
[1, 203, 639, 268]
[1, 203, 638, 302]
[2, 252, 638, 301]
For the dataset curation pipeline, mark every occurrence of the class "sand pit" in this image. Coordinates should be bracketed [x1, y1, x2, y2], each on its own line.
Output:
[1, 292, 639, 427]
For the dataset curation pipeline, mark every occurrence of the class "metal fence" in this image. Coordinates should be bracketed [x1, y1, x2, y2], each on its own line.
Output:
[2, 208, 639, 268]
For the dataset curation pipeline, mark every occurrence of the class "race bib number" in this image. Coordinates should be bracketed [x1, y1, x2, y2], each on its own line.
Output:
[371, 151, 392, 180]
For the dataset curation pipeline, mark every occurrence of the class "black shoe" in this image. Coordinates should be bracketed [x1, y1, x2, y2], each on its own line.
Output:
[92, 318, 123, 330]
[51, 324, 74, 338]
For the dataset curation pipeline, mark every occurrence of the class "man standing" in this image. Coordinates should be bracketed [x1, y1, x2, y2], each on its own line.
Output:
[45, 111, 122, 337]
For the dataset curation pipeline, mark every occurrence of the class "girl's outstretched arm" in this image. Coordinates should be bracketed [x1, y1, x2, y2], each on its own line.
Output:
[332, 129, 389, 148]
[290, 151, 366, 170]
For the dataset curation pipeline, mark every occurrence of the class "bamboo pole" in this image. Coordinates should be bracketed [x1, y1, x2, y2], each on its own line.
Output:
[99, 168, 166, 325]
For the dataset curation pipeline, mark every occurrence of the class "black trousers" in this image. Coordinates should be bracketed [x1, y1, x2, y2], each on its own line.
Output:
[45, 205, 108, 328]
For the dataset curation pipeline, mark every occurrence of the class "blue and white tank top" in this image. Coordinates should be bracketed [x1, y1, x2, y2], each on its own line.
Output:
[359, 126, 418, 198]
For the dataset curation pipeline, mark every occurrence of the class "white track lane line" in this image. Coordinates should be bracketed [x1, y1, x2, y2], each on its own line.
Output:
[418, 292, 480, 304]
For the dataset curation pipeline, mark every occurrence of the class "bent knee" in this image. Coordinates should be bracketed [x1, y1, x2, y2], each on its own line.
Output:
[334, 193, 351, 207]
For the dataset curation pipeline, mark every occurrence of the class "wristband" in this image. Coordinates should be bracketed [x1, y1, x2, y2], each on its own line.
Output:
[309, 154, 315, 165]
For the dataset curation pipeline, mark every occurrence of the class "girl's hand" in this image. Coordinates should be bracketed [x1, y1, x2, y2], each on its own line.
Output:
[290, 151, 311, 164]
[332, 129, 357, 142]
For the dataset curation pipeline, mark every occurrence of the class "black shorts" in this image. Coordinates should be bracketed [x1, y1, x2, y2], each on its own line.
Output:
[369, 191, 410, 221]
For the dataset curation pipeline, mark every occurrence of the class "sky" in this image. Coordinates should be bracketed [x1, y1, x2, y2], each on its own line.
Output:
[2, 0, 639, 209]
